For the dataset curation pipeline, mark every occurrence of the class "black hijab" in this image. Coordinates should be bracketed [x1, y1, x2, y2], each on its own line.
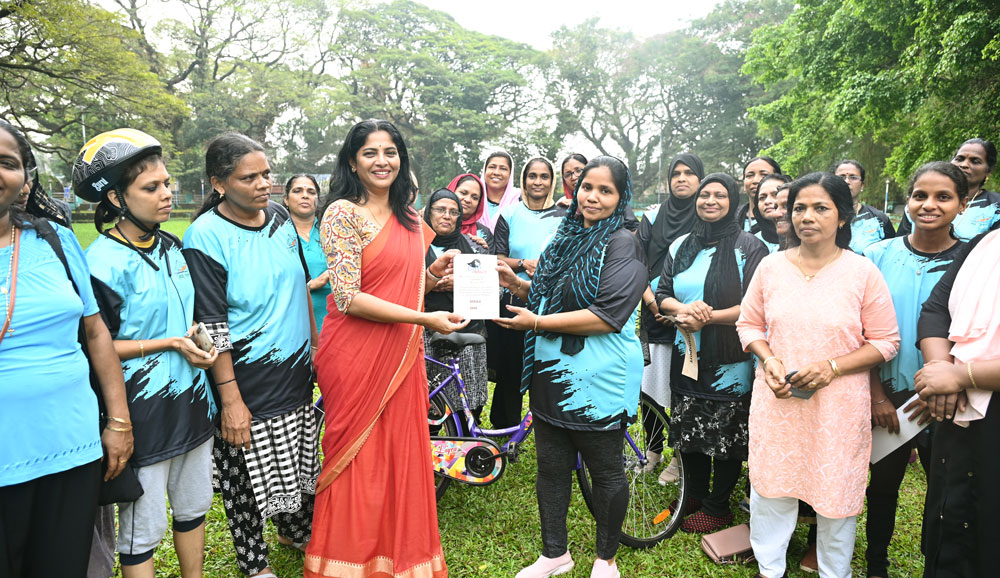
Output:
[423, 189, 476, 315]
[646, 153, 704, 281]
[752, 183, 780, 245]
[672, 173, 749, 367]
[423, 189, 474, 254]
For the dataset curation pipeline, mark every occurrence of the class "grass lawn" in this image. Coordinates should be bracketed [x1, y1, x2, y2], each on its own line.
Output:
[72, 221, 928, 578]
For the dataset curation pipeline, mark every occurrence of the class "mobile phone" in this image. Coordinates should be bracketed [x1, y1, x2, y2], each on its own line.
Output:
[191, 322, 214, 352]
[784, 370, 816, 399]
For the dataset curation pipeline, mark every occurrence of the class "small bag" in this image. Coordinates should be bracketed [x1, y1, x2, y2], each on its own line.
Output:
[701, 523, 755, 565]
[98, 447, 144, 505]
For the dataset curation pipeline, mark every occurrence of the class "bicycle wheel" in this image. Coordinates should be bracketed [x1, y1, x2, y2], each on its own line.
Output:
[576, 395, 686, 548]
[429, 392, 460, 500]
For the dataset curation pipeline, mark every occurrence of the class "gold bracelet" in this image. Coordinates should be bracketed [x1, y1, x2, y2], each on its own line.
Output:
[517, 276, 524, 293]
[533, 316, 540, 333]
[762, 356, 780, 368]
[106, 423, 132, 432]
[828, 358, 841, 377]
[873, 398, 889, 405]
[968, 362, 979, 390]
[106, 416, 131, 426]
[138, 340, 145, 359]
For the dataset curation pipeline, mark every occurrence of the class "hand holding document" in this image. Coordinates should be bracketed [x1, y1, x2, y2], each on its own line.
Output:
[870, 393, 929, 464]
[453, 254, 499, 320]
[663, 315, 698, 380]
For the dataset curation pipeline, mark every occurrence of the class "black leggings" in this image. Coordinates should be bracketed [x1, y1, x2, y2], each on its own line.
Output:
[534, 418, 629, 560]
[865, 438, 931, 575]
[681, 451, 742, 516]
[486, 298, 526, 429]
[0, 459, 101, 578]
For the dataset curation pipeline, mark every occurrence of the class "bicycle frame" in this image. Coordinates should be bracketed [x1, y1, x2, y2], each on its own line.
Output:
[426, 353, 533, 454]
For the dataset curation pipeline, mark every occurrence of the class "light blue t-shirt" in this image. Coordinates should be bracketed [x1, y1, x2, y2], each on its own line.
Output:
[754, 230, 780, 254]
[494, 202, 566, 282]
[660, 232, 767, 399]
[0, 224, 102, 486]
[899, 190, 1000, 241]
[86, 233, 216, 466]
[864, 236, 965, 401]
[849, 204, 895, 254]
[299, 221, 331, 333]
[184, 203, 313, 420]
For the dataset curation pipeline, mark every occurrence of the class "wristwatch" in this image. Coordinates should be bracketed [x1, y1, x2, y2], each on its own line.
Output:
[517, 259, 524, 272]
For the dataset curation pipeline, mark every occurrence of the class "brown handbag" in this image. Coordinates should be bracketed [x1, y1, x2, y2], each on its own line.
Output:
[701, 523, 756, 565]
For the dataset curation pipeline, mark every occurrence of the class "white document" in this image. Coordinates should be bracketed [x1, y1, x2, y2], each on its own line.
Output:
[663, 315, 698, 380]
[870, 393, 929, 464]
[452, 254, 499, 320]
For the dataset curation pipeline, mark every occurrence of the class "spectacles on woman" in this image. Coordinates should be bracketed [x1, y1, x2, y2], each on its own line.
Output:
[430, 206, 461, 218]
[839, 174, 862, 183]
[563, 168, 583, 179]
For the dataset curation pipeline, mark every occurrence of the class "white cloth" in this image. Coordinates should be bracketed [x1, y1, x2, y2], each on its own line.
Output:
[640, 342, 672, 408]
[750, 487, 857, 578]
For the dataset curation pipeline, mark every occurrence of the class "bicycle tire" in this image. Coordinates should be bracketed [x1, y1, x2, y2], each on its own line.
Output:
[429, 392, 460, 500]
[576, 395, 686, 548]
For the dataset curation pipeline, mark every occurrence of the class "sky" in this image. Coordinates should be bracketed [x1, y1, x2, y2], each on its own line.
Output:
[413, 0, 722, 49]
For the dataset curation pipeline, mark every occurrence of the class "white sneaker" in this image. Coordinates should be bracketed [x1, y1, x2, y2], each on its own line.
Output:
[515, 553, 574, 578]
[658, 456, 680, 485]
[636, 450, 662, 474]
[590, 559, 621, 578]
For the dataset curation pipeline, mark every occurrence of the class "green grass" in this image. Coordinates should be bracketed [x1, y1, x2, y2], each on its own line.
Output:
[102, 402, 929, 578]
[73, 222, 928, 577]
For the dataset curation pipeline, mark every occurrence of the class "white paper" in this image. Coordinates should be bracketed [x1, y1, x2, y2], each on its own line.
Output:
[452, 254, 499, 320]
[870, 393, 929, 464]
[664, 315, 698, 380]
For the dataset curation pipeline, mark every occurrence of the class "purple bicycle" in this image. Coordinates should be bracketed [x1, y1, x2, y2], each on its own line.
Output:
[426, 331, 688, 547]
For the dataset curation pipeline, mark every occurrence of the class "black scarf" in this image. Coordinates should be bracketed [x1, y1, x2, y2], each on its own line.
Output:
[646, 153, 704, 281]
[423, 189, 475, 314]
[519, 158, 632, 393]
[752, 185, 780, 245]
[673, 173, 749, 367]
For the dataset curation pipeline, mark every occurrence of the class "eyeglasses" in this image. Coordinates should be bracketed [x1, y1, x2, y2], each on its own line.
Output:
[563, 168, 583, 179]
[838, 174, 862, 183]
[430, 207, 461, 218]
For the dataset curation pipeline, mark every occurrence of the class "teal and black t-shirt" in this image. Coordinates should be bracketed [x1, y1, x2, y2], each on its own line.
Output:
[864, 236, 965, 407]
[850, 204, 895, 253]
[87, 231, 217, 466]
[898, 190, 1000, 241]
[183, 202, 313, 420]
[528, 230, 646, 431]
[493, 202, 566, 283]
[656, 231, 767, 400]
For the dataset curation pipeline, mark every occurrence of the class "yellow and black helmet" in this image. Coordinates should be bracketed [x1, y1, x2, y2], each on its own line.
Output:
[72, 128, 162, 202]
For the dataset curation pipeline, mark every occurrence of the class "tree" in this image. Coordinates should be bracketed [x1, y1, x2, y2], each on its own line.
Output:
[0, 0, 186, 179]
[312, 0, 556, 194]
[744, 0, 1000, 191]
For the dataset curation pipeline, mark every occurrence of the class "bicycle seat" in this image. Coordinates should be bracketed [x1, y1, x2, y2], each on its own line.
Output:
[428, 332, 486, 348]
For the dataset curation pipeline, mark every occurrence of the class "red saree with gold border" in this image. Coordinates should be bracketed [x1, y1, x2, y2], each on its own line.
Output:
[305, 216, 447, 578]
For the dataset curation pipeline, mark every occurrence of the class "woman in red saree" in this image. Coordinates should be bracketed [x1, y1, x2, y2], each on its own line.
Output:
[305, 120, 466, 578]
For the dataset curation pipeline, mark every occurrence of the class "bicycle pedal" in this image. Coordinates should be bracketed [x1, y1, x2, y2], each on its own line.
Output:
[431, 437, 506, 485]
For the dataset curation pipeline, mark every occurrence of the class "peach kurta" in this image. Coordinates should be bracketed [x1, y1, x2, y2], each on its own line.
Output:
[736, 251, 899, 518]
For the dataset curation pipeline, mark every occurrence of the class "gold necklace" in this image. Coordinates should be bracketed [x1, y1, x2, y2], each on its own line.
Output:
[797, 248, 841, 282]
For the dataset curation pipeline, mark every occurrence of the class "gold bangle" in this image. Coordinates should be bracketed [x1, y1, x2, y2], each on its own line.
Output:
[828, 358, 841, 377]
[533, 316, 540, 333]
[106, 424, 132, 432]
[968, 362, 979, 390]
[106, 416, 131, 426]
[517, 276, 524, 293]
[762, 356, 780, 368]
[138, 340, 144, 359]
